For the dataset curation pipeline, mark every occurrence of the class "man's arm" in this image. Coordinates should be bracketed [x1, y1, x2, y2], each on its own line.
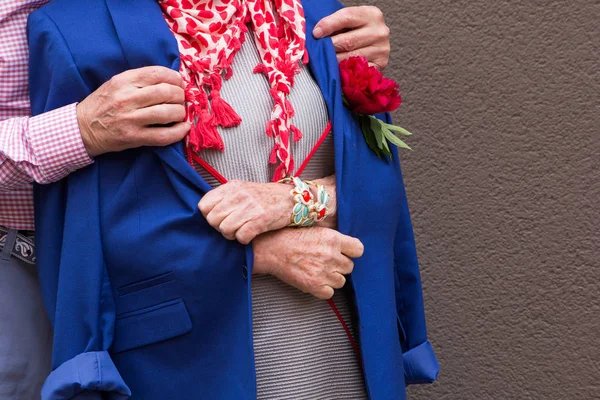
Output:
[0, 104, 90, 191]
[0, 66, 190, 192]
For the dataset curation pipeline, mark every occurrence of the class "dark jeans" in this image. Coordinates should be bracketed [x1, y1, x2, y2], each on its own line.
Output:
[0, 229, 52, 400]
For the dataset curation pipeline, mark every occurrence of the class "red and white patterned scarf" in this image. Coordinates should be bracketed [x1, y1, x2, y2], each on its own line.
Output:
[159, 0, 308, 180]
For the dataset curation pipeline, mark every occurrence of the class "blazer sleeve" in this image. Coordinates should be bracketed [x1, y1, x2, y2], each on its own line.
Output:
[28, 10, 131, 399]
[383, 112, 440, 384]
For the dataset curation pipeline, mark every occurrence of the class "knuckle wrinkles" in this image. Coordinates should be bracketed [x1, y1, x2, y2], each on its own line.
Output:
[175, 87, 185, 102]
[306, 270, 320, 287]
[238, 234, 251, 245]
[252, 226, 263, 238]
[372, 7, 384, 20]
[239, 190, 251, 201]
[156, 85, 169, 100]
[150, 66, 161, 81]
[112, 93, 127, 108]
[153, 132, 170, 146]
[175, 106, 186, 121]
[166, 129, 180, 143]
[122, 112, 135, 124]
[347, 260, 355, 271]
[109, 74, 123, 88]
[115, 135, 129, 147]
[206, 214, 219, 226]
[343, 36, 355, 51]
[310, 280, 323, 293]
[378, 27, 389, 39]
[297, 275, 312, 292]
[235, 230, 247, 242]
[198, 202, 210, 214]
[338, 8, 351, 21]
[322, 232, 335, 245]
[222, 228, 233, 237]
[315, 246, 329, 259]
[219, 219, 231, 231]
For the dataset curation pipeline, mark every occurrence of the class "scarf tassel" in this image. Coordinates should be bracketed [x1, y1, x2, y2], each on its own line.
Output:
[269, 143, 279, 164]
[272, 157, 294, 182]
[188, 106, 224, 152]
[210, 91, 242, 128]
[290, 124, 302, 142]
[273, 163, 287, 182]
[284, 98, 295, 117]
[265, 119, 275, 138]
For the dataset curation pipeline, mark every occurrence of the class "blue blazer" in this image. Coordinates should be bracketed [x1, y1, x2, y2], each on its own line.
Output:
[28, 0, 439, 398]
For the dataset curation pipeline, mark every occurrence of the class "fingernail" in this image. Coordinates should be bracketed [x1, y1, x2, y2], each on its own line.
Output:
[313, 26, 323, 38]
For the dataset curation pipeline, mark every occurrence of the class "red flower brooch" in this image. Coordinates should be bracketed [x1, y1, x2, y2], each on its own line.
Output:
[339, 56, 412, 158]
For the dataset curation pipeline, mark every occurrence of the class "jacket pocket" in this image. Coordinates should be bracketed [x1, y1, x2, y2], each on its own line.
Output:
[112, 297, 192, 353]
[116, 271, 179, 316]
[117, 271, 175, 296]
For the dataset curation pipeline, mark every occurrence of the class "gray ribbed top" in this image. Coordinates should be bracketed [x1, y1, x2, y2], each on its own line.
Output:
[192, 31, 367, 399]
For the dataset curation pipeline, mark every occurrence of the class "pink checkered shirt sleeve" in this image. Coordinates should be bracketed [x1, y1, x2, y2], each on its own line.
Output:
[0, 104, 93, 190]
[0, 1, 96, 229]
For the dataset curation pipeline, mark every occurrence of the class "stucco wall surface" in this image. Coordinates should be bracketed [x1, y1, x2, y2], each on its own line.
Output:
[344, 1, 600, 399]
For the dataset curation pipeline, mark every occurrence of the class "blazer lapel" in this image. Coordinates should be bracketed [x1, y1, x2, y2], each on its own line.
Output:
[105, 0, 214, 194]
[304, 15, 356, 236]
[156, 144, 214, 194]
[104, 0, 180, 70]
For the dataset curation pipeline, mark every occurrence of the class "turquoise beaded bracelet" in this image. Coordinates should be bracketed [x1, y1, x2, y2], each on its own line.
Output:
[279, 177, 331, 227]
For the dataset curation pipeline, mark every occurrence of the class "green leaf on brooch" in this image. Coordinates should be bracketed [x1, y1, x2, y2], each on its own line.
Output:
[370, 116, 412, 152]
[372, 118, 385, 150]
[381, 130, 392, 154]
[360, 115, 384, 158]
[382, 125, 412, 151]
[381, 122, 413, 137]
[368, 116, 391, 158]
[357, 114, 413, 159]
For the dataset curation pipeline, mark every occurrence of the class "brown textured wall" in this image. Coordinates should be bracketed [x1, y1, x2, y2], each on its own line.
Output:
[344, 0, 600, 399]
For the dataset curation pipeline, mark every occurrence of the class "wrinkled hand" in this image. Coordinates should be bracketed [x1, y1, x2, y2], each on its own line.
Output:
[252, 227, 364, 299]
[77, 66, 190, 157]
[313, 6, 391, 70]
[198, 180, 292, 244]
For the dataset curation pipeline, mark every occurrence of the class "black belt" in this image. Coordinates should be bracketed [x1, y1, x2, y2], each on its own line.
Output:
[0, 226, 36, 265]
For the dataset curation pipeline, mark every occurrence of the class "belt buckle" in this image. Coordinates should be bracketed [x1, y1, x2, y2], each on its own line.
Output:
[0, 227, 36, 265]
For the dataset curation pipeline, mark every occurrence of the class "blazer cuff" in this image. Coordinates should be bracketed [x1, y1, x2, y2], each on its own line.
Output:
[403, 340, 440, 385]
[42, 351, 131, 400]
